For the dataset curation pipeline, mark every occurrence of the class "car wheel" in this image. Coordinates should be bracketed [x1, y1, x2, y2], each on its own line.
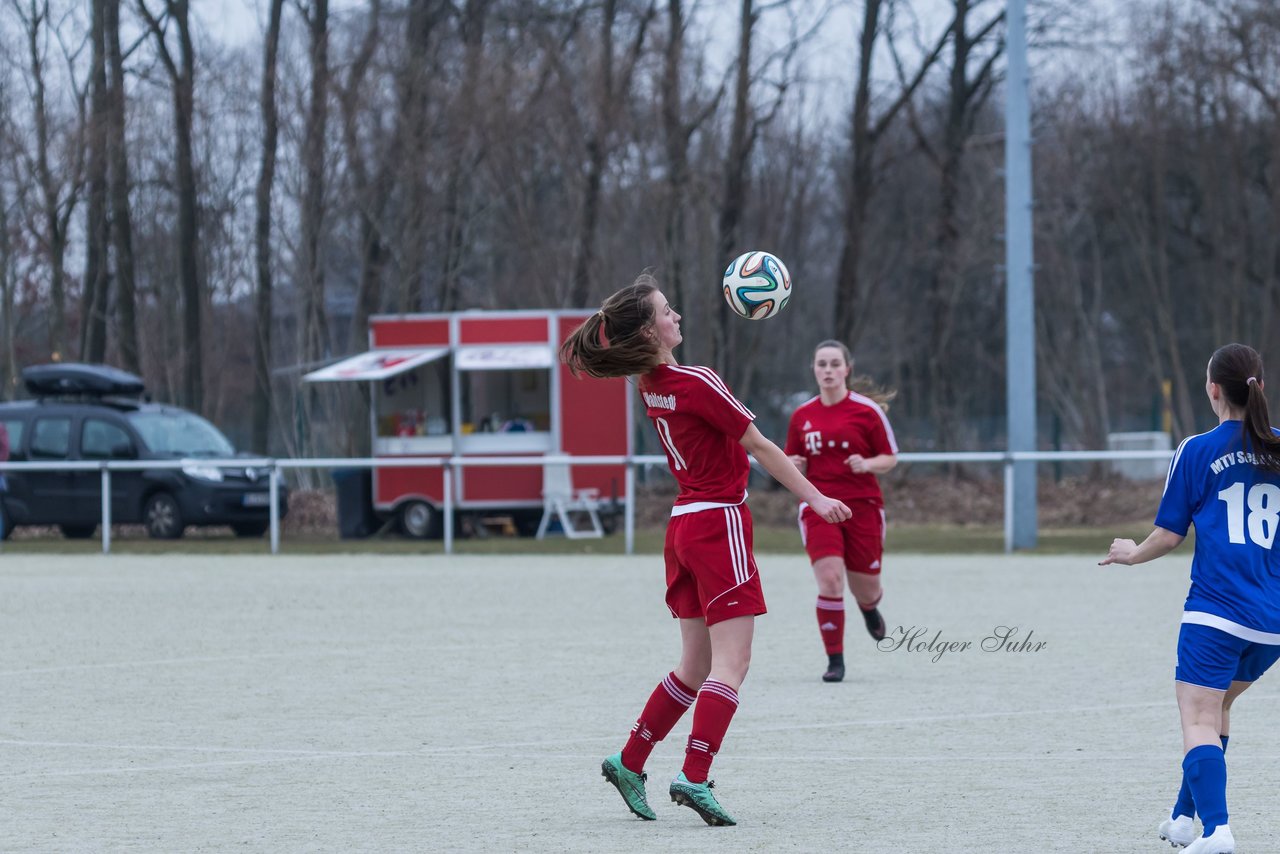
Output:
[399, 500, 440, 539]
[60, 524, 97, 539]
[0, 502, 11, 540]
[144, 493, 185, 539]
[231, 521, 269, 538]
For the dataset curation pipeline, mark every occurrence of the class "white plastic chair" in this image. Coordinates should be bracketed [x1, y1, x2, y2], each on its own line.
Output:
[535, 463, 604, 539]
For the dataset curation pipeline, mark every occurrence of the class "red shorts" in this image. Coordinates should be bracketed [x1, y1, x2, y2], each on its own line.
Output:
[799, 499, 885, 575]
[664, 504, 767, 626]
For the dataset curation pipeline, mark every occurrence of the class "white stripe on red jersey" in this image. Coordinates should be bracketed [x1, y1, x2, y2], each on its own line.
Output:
[848, 391, 899, 453]
[669, 365, 756, 420]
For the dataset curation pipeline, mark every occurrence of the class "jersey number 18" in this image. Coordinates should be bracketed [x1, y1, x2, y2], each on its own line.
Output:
[1218, 481, 1280, 549]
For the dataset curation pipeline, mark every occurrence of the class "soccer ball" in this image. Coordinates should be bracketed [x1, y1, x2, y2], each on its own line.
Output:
[723, 251, 792, 320]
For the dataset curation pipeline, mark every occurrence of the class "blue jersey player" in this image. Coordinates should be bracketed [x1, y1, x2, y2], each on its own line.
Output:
[1101, 343, 1280, 854]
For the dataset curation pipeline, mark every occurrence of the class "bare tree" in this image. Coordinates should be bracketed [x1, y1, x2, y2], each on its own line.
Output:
[1192, 0, 1280, 350]
[908, 0, 1004, 441]
[294, 0, 331, 458]
[711, 0, 809, 400]
[568, 0, 656, 308]
[252, 0, 286, 454]
[394, 0, 451, 312]
[658, 0, 721, 360]
[137, 0, 203, 410]
[0, 115, 17, 394]
[713, 0, 758, 376]
[104, 0, 139, 372]
[833, 0, 949, 351]
[437, 0, 491, 311]
[12, 0, 89, 360]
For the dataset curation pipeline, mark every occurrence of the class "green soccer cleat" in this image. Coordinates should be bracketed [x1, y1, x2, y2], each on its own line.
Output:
[601, 753, 657, 820]
[669, 772, 737, 826]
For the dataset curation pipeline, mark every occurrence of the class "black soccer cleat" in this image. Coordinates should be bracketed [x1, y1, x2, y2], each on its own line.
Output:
[822, 652, 845, 683]
[861, 606, 886, 641]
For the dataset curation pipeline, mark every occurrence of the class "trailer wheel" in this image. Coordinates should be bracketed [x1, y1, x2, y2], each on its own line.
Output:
[512, 510, 543, 538]
[399, 500, 441, 539]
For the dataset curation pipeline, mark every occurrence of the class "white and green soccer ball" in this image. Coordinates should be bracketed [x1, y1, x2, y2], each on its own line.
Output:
[722, 250, 792, 320]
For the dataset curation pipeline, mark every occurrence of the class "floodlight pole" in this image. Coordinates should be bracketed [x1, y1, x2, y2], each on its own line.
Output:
[1005, 0, 1037, 551]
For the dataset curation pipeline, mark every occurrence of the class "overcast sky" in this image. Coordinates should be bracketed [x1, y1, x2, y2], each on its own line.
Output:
[196, 0, 1126, 126]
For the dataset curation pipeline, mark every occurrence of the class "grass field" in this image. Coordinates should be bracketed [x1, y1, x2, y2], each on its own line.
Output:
[0, 550, 1274, 853]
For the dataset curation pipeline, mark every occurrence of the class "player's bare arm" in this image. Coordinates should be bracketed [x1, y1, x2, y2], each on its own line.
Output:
[739, 425, 851, 522]
[1099, 527, 1184, 566]
[846, 453, 897, 475]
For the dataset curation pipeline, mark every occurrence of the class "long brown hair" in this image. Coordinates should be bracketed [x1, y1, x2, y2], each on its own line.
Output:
[560, 272, 663, 378]
[1210, 342, 1280, 475]
[814, 339, 897, 411]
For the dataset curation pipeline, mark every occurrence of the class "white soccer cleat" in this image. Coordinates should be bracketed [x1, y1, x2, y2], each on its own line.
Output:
[1181, 825, 1235, 854]
[1159, 815, 1195, 848]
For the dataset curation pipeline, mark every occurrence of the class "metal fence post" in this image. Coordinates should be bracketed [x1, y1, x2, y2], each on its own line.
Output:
[443, 463, 454, 555]
[101, 466, 112, 555]
[624, 461, 635, 555]
[1003, 455, 1015, 554]
[269, 463, 280, 554]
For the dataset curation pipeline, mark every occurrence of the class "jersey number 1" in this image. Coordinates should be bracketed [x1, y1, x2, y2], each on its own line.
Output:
[1217, 481, 1280, 549]
[655, 417, 687, 471]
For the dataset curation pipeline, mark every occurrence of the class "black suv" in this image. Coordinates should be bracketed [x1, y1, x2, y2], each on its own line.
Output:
[0, 363, 288, 540]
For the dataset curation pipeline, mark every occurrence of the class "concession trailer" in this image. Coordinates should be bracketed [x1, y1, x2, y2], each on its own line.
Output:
[304, 310, 631, 538]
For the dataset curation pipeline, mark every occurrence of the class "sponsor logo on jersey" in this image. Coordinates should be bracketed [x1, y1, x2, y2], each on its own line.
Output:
[805, 430, 822, 454]
[643, 391, 677, 411]
[802, 420, 811, 430]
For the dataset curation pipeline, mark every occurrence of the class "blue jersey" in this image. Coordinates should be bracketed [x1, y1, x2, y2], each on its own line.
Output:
[1157, 421, 1280, 636]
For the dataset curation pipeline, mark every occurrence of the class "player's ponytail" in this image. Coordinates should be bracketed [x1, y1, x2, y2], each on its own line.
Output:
[1209, 343, 1280, 475]
[814, 339, 897, 411]
[560, 272, 662, 379]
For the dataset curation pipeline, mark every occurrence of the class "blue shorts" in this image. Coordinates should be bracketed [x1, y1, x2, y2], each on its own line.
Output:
[1175, 623, 1280, 690]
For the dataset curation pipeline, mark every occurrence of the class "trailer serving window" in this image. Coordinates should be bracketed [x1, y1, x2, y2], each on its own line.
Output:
[455, 345, 553, 451]
[302, 347, 452, 452]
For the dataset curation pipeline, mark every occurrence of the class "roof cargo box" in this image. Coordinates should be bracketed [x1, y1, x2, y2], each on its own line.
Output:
[22, 363, 146, 398]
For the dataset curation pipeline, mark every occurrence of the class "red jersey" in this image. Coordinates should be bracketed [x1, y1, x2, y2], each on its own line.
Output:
[785, 391, 898, 504]
[639, 364, 755, 508]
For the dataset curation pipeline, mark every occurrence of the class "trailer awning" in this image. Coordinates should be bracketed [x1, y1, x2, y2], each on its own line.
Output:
[302, 347, 449, 382]
[455, 345, 553, 371]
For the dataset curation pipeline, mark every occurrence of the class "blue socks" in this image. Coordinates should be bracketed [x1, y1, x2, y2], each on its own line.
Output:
[1171, 734, 1227, 820]
[1182, 743, 1228, 835]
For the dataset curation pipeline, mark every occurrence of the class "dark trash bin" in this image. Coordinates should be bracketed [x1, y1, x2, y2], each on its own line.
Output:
[332, 468, 378, 539]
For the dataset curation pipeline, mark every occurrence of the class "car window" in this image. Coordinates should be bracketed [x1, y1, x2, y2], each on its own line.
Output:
[0, 418, 21, 458]
[127, 411, 235, 456]
[29, 417, 71, 459]
[82, 418, 133, 459]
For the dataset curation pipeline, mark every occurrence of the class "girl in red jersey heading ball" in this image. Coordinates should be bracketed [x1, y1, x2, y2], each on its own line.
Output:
[785, 340, 899, 683]
[561, 272, 851, 827]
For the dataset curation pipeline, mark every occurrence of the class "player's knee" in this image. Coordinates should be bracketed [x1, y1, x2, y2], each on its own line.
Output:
[713, 650, 752, 684]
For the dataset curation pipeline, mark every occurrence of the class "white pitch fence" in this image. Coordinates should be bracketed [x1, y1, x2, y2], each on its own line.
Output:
[0, 449, 1175, 555]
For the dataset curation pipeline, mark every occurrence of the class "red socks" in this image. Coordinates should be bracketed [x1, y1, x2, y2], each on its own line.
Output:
[817, 595, 845, 654]
[620, 672, 697, 773]
[682, 680, 739, 783]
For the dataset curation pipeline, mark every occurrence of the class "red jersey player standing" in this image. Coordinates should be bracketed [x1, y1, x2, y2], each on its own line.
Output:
[560, 273, 851, 827]
[785, 339, 898, 683]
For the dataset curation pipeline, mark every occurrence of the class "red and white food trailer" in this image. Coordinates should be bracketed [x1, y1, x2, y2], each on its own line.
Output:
[304, 310, 632, 537]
